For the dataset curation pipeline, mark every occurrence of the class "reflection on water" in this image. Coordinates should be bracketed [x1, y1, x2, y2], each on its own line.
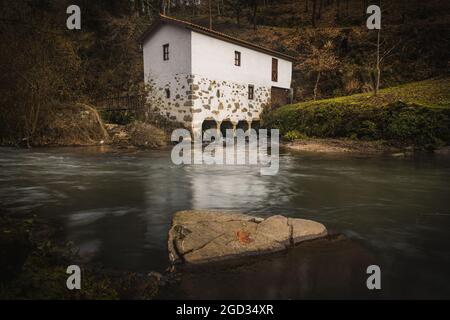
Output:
[1, 146, 450, 298]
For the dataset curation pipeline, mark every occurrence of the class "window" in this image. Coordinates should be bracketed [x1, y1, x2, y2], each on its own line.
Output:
[165, 88, 170, 98]
[163, 44, 169, 61]
[248, 85, 254, 100]
[272, 58, 278, 82]
[235, 51, 241, 66]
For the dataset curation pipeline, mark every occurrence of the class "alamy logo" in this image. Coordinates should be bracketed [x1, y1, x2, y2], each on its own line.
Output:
[171, 128, 279, 175]
[366, 265, 381, 290]
[66, 265, 81, 290]
[366, 5, 381, 30]
[66, 5, 81, 30]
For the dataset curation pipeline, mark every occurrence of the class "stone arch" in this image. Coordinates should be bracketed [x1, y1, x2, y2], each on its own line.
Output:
[251, 120, 261, 131]
[202, 119, 217, 135]
[220, 120, 234, 138]
[236, 120, 249, 132]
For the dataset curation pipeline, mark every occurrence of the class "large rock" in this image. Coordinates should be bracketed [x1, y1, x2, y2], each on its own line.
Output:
[168, 210, 327, 264]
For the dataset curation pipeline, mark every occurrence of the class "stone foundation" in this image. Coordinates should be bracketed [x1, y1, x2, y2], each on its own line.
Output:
[146, 74, 271, 136]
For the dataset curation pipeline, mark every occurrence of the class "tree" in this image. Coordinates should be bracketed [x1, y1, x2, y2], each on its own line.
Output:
[225, 0, 245, 27]
[318, 0, 323, 19]
[249, 0, 259, 31]
[312, 0, 317, 27]
[336, 0, 341, 21]
[368, 1, 398, 95]
[209, 0, 212, 29]
[301, 40, 339, 100]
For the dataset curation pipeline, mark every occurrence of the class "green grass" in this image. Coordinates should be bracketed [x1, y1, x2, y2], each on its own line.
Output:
[262, 78, 450, 149]
[286, 78, 450, 111]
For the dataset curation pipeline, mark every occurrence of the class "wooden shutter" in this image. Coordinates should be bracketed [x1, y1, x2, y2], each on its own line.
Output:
[272, 58, 278, 82]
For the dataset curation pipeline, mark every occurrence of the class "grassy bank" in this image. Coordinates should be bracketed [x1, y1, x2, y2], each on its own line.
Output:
[0, 212, 161, 299]
[262, 78, 450, 150]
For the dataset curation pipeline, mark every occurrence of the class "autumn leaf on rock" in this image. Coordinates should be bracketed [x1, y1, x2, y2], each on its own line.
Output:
[235, 230, 253, 245]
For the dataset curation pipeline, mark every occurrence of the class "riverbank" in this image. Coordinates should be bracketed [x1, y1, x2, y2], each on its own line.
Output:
[0, 101, 170, 150]
[0, 211, 162, 299]
[264, 78, 450, 151]
[282, 138, 413, 155]
[105, 122, 168, 149]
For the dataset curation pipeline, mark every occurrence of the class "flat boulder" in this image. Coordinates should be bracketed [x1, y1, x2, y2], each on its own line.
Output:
[168, 210, 327, 264]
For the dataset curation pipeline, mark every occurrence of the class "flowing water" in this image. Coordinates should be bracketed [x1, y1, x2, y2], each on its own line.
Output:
[1, 146, 450, 299]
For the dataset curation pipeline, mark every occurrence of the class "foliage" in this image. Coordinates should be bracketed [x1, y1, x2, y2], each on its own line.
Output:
[263, 79, 450, 149]
[284, 130, 306, 141]
[126, 121, 168, 148]
[300, 39, 340, 100]
[0, 0, 156, 146]
[100, 110, 136, 125]
[0, 212, 159, 299]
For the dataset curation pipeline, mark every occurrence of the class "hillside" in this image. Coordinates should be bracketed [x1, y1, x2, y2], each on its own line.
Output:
[278, 78, 450, 110]
[262, 78, 450, 148]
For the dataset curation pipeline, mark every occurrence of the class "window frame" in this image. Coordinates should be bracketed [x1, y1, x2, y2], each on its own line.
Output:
[271, 58, 278, 82]
[163, 43, 169, 61]
[235, 51, 241, 66]
[248, 85, 254, 100]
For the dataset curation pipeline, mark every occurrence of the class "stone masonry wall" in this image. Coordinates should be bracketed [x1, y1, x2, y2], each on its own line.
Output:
[190, 75, 271, 131]
[147, 74, 271, 135]
[146, 73, 194, 128]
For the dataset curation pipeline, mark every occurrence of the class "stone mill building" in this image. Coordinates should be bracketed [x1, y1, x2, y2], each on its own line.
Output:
[140, 14, 294, 137]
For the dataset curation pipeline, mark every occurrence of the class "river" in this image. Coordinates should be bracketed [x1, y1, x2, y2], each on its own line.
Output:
[1, 146, 449, 299]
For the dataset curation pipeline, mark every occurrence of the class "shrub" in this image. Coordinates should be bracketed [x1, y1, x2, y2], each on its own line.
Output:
[100, 110, 135, 125]
[126, 121, 167, 149]
[284, 130, 306, 141]
[262, 100, 450, 149]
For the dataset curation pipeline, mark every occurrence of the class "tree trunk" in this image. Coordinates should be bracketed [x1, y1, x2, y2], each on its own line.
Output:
[314, 71, 321, 100]
[336, 0, 340, 20]
[318, 0, 323, 19]
[209, 0, 212, 29]
[253, 1, 258, 31]
[312, 0, 317, 27]
[401, 0, 406, 23]
[375, 28, 381, 95]
[305, 0, 309, 13]
[362, 0, 367, 23]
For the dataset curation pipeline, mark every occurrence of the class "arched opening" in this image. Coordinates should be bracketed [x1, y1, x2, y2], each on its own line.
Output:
[251, 120, 261, 131]
[236, 120, 249, 132]
[202, 119, 216, 134]
[220, 120, 234, 138]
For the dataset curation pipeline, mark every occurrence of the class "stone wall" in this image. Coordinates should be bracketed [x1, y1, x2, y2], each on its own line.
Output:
[190, 75, 270, 133]
[147, 74, 271, 135]
[146, 73, 194, 128]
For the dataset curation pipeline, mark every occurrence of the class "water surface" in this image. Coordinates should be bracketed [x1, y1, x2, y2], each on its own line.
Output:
[1, 146, 449, 298]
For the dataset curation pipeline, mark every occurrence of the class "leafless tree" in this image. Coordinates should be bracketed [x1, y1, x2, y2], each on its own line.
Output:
[301, 40, 339, 100]
[312, 0, 317, 27]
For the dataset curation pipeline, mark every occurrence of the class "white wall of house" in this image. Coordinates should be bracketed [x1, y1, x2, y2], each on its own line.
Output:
[191, 31, 292, 89]
[142, 23, 191, 81]
[143, 24, 193, 124]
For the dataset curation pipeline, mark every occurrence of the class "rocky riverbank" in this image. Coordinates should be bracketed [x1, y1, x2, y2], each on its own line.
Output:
[283, 138, 413, 155]
[283, 138, 450, 156]
[168, 210, 328, 265]
[105, 121, 168, 149]
[0, 211, 161, 299]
